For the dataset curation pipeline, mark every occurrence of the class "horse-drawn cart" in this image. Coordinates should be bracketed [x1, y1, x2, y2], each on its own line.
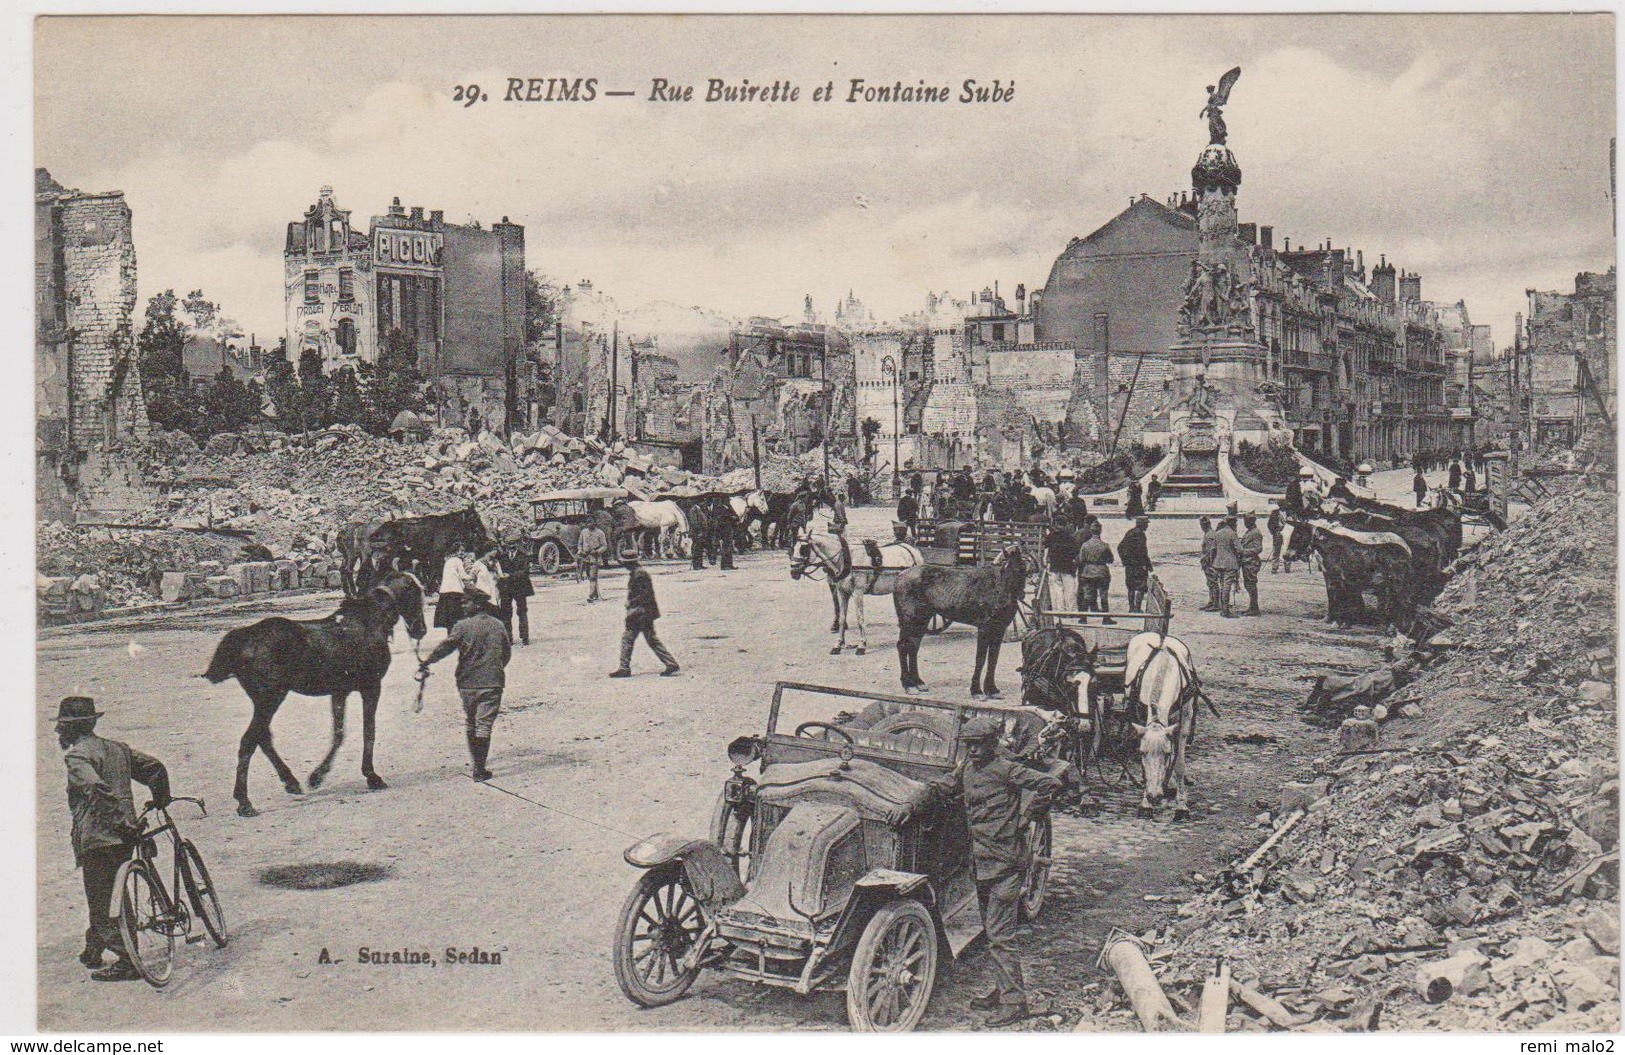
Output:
[1021, 576, 1174, 790]
[914, 518, 1047, 638]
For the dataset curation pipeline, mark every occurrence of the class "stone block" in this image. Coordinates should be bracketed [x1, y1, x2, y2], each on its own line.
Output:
[226, 563, 254, 594]
[275, 560, 300, 591]
[245, 562, 273, 594]
[198, 560, 225, 575]
[159, 571, 203, 603]
[327, 569, 344, 588]
[204, 575, 239, 599]
[37, 575, 73, 602]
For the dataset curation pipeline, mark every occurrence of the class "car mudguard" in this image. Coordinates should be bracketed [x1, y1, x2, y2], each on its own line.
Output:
[622, 834, 746, 909]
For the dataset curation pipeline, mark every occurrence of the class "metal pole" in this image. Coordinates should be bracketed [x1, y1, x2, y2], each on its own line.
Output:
[891, 366, 900, 494]
[609, 322, 619, 441]
[821, 331, 831, 483]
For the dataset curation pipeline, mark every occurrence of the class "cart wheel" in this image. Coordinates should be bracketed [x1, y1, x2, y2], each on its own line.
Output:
[1018, 814, 1052, 921]
[846, 900, 938, 1032]
[536, 540, 561, 576]
[708, 794, 754, 883]
[613, 865, 703, 1008]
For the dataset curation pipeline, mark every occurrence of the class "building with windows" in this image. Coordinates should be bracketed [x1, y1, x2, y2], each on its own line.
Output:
[284, 189, 527, 431]
[1522, 268, 1616, 448]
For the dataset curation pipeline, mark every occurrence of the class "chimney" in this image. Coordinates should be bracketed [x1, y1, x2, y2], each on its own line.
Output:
[1399, 271, 1422, 303]
[1284, 237, 1291, 252]
[1357, 250, 1364, 274]
[389, 197, 405, 216]
[430, 209, 443, 223]
[1238, 222, 1257, 245]
[1371, 254, 1397, 305]
[410, 206, 424, 221]
[1015, 284, 1027, 314]
[1260, 225, 1274, 250]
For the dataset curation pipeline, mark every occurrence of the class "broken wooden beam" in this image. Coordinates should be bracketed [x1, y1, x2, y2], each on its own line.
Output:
[1198, 962, 1231, 1033]
[1102, 934, 1185, 1032]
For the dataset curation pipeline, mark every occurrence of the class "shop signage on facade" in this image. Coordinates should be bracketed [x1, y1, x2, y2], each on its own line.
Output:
[373, 229, 443, 270]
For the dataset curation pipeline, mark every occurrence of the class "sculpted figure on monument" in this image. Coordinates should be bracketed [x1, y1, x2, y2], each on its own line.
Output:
[1200, 67, 1242, 145]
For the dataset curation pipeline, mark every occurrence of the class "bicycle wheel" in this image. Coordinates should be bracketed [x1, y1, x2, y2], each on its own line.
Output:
[180, 840, 229, 948]
[116, 861, 174, 987]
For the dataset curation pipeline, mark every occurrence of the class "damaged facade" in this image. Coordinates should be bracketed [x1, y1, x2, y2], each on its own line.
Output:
[36, 168, 152, 522]
[1522, 268, 1616, 448]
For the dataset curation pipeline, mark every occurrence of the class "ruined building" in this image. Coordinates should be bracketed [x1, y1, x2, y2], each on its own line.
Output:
[36, 168, 152, 522]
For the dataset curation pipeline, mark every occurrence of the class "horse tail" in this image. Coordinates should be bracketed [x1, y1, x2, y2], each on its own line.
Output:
[202, 625, 254, 683]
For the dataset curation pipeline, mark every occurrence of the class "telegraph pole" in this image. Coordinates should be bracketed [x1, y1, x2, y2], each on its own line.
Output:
[609, 321, 619, 441]
[821, 328, 831, 484]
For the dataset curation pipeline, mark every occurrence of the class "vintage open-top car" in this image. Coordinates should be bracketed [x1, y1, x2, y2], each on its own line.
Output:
[528, 487, 626, 573]
[612, 682, 1057, 1031]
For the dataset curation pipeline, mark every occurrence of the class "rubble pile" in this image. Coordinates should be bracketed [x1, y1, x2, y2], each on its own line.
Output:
[37, 521, 251, 610]
[40, 426, 867, 611]
[1090, 478, 1619, 1033]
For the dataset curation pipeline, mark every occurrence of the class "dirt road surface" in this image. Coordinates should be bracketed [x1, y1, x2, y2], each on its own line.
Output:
[38, 504, 1386, 1031]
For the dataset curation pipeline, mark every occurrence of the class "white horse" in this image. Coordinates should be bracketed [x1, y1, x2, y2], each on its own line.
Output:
[790, 531, 923, 655]
[623, 500, 690, 559]
[731, 490, 771, 545]
[1028, 485, 1058, 516]
[1123, 631, 1199, 818]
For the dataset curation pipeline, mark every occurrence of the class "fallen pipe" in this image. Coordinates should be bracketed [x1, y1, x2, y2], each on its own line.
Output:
[1415, 951, 1488, 1003]
[1229, 978, 1301, 1028]
[1101, 934, 1184, 1032]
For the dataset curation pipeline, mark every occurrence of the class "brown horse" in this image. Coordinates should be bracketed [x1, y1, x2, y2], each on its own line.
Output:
[202, 570, 428, 817]
[892, 545, 1028, 699]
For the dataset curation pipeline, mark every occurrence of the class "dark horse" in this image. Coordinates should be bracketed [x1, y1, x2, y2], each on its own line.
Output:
[893, 544, 1028, 699]
[202, 570, 428, 817]
[340, 507, 492, 597]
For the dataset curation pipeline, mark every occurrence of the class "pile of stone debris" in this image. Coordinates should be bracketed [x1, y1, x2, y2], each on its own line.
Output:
[39, 426, 866, 611]
[1087, 476, 1618, 1033]
[37, 520, 252, 613]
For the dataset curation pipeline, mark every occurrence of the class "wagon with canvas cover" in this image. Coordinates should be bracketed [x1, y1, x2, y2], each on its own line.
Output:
[613, 682, 1057, 1031]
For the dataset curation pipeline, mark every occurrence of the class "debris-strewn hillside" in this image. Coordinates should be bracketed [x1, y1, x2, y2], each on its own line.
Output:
[1091, 479, 1618, 1033]
[40, 425, 859, 609]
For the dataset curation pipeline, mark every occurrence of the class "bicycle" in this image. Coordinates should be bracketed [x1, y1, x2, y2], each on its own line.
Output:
[112, 796, 228, 987]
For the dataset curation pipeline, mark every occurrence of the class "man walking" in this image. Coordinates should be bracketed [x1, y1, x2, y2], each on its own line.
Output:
[708, 495, 738, 571]
[1413, 468, 1429, 508]
[1076, 521, 1115, 623]
[896, 487, 920, 541]
[498, 536, 533, 646]
[57, 696, 171, 981]
[1448, 457, 1463, 492]
[952, 716, 1061, 1027]
[1239, 513, 1264, 616]
[1044, 517, 1078, 613]
[1118, 516, 1153, 613]
[1267, 506, 1285, 574]
[610, 546, 680, 678]
[1198, 516, 1219, 611]
[578, 521, 610, 602]
[420, 587, 512, 781]
[1211, 515, 1243, 618]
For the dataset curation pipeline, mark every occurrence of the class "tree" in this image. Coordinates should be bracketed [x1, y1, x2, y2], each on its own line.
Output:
[263, 344, 300, 428]
[524, 271, 560, 346]
[369, 327, 426, 432]
[296, 348, 331, 430]
[201, 367, 258, 436]
[136, 290, 198, 434]
[330, 365, 366, 426]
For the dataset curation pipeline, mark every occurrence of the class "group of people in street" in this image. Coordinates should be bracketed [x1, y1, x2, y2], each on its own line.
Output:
[1198, 507, 1265, 618]
[1042, 503, 1155, 621]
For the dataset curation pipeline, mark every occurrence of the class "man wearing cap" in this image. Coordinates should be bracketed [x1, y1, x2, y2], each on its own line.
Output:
[1239, 513, 1264, 616]
[1198, 516, 1220, 612]
[1267, 506, 1286, 574]
[1118, 516, 1153, 613]
[420, 588, 512, 781]
[1211, 515, 1243, 618]
[55, 697, 171, 981]
[610, 546, 679, 678]
[578, 521, 610, 602]
[498, 535, 534, 646]
[1075, 521, 1115, 623]
[896, 487, 919, 540]
[951, 716, 1061, 1026]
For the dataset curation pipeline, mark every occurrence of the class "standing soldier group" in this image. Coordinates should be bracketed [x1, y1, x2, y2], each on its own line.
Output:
[1200, 511, 1262, 617]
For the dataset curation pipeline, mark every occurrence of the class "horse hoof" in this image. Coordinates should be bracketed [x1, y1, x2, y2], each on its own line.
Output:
[285, 780, 305, 796]
[367, 775, 389, 791]
[970, 692, 985, 701]
[237, 803, 259, 819]
[855, 647, 866, 656]
[1172, 808, 1190, 822]
[985, 691, 1003, 701]
[830, 646, 843, 655]
[306, 771, 325, 790]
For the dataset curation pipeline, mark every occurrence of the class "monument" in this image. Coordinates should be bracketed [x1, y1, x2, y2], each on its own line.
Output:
[1157, 67, 1287, 470]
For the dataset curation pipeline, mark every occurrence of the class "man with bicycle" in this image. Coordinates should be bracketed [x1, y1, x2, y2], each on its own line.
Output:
[56, 696, 171, 982]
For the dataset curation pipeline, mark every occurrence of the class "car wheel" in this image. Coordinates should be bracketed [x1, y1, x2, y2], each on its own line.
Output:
[536, 540, 561, 576]
[846, 900, 938, 1032]
[613, 864, 703, 1008]
[1018, 814, 1052, 922]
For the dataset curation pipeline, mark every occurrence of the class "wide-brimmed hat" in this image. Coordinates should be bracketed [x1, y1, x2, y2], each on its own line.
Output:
[618, 545, 641, 561]
[464, 586, 492, 605]
[52, 696, 103, 725]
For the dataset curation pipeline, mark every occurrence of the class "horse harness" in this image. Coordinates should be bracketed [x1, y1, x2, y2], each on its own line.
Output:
[1125, 637, 1218, 728]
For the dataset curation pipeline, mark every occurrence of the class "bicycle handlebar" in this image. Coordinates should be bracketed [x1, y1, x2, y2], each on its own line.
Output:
[140, 795, 206, 818]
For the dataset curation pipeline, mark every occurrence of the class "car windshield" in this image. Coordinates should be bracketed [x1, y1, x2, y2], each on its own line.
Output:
[768, 683, 963, 766]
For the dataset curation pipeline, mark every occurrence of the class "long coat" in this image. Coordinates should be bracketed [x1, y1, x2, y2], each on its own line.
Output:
[64, 734, 170, 865]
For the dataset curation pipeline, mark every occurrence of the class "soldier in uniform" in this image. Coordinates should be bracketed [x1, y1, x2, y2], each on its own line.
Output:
[951, 716, 1061, 1027]
[56, 696, 171, 981]
[1239, 513, 1264, 616]
[1198, 516, 1219, 611]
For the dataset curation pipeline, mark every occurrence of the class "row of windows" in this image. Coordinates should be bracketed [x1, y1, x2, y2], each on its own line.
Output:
[304, 268, 357, 304]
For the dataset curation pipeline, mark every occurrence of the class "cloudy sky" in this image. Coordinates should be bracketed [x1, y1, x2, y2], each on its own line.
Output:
[35, 14, 1615, 348]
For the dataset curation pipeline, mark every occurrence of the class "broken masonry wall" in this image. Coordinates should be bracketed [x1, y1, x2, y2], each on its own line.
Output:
[60, 192, 148, 451]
